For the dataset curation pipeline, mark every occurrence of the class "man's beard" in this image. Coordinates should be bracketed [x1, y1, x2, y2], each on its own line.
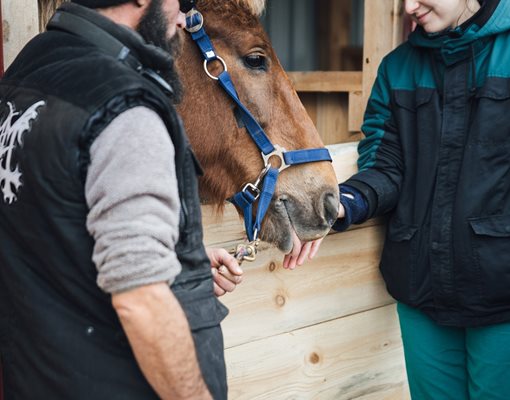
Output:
[137, 0, 184, 103]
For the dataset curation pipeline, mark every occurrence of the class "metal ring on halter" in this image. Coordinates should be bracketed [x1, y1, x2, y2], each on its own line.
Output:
[184, 9, 203, 33]
[262, 144, 290, 172]
[203, 57, 228, 80]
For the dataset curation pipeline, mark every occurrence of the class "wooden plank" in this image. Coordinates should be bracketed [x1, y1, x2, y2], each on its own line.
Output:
[315, 0, 352, 71]
[328, 141, 359, 181]
[1, 0, 38, 69]
[225, 304, 410, 400]
[362, 0, 404, 108]
[348, 90, 364, 134]
[297, 92, 318, 128]
[289, 71, 362, 93]
[316, 93, 349, 145]
[219, 224, 390, 348]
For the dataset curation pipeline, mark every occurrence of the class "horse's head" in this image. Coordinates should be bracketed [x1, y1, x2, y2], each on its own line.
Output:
[176, 0, 339, 253]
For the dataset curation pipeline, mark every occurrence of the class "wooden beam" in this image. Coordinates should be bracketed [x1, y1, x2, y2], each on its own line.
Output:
[288, 71, 362, 93]
[348, 90, 364, 133]
[1, 0, 39, 70]
[362, 0, 404, 107]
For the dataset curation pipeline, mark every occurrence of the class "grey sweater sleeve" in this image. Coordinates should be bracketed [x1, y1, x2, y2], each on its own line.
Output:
[85, 106, 182, 294]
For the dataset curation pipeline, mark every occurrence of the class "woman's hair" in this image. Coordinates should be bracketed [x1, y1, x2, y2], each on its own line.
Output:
[38, 0, 68, 31]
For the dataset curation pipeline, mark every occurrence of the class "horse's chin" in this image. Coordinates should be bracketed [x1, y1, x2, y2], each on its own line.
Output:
[259, 202, 294, 253]
[260, 197, 333, 253]
[260, 201, 317, 254]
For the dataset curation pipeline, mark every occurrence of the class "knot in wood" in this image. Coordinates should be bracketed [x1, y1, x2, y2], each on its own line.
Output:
[275, 294, 286, 307]
[309, 352, 320, 364]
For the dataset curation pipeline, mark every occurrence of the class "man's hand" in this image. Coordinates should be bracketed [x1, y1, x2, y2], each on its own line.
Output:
[206, 248, 243, 297]
[112, 283, 212, 400]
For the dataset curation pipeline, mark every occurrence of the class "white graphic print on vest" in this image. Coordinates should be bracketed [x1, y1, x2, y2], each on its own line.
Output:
[0, 100, 46, 204]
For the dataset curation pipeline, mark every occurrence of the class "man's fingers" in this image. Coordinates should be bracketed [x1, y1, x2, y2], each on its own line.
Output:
[217, 265, 243, 284]
[213, 282, 226, 297]
[220, 255, 243, 276]
[208, 247, 243, 275]
[214, 272, 237, 292]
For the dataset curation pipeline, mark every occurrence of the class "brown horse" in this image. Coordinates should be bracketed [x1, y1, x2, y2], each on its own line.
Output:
[37, 0, 340, 253]
[176, 0, 339, 252]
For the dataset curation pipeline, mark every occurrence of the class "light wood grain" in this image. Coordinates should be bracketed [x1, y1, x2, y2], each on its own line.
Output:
[225, 304, 410, 400]
[289, 71, 363, 93]
[219, 224, 390, 348]
[348, 90, 364, 134]
[362, 0, 405, 108]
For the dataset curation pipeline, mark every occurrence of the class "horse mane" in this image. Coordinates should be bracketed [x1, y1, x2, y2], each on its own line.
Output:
[38, 0, 66, 31]
[232, 0, 266, 17]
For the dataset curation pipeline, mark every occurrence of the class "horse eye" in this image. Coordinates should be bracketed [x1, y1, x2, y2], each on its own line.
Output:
[244, 54, 266, 70]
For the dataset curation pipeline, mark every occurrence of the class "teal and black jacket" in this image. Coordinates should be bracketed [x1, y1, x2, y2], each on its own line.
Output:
[342, 0, 510, 327]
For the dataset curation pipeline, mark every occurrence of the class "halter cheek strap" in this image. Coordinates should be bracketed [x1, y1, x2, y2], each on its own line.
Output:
[185, 8, 332, 244]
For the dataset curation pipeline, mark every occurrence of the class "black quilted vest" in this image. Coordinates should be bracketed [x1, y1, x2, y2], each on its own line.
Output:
[0, 4, 228, 399]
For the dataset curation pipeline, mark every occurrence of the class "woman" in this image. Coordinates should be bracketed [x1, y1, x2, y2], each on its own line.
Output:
[335, 0, 510, 398]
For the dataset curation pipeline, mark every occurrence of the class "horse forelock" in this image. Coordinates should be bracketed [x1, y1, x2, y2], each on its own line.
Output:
[232, 0, 266, 16]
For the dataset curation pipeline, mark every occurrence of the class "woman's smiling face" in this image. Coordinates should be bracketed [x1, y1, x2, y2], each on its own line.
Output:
[404, 0, 480, 33]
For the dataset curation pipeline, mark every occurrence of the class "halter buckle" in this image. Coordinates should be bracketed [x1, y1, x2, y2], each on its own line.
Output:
[185, 9, 203, 33]
[241, 182, 260, 200]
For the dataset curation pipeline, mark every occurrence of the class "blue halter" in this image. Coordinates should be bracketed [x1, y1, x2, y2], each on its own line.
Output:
[185, 8, 332, 242]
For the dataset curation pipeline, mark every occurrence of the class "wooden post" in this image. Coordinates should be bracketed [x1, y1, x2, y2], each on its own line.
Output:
[1, 0, 39, 70]
[362, 0, 404, 107]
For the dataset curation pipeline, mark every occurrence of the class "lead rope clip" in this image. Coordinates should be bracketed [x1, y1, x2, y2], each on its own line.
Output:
[231, 239, 260, 263]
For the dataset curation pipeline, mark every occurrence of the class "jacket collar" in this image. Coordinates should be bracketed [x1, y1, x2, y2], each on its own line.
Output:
[51, 2, 174, 74]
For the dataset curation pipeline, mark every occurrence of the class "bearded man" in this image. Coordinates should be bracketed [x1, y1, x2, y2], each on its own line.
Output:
[0, 1, 241, 399]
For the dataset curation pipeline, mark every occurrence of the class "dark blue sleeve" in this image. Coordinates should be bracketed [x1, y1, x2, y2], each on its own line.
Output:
[332, 184, 369, 232]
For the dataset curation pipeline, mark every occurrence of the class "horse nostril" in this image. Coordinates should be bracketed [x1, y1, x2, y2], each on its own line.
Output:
[322, 192, 339, 226]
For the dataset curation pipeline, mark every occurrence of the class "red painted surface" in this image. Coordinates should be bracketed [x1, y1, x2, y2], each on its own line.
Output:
[0, 0, 4, 391]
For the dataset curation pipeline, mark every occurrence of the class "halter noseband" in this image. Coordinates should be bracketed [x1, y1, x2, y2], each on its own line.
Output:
[184, 7, 332, 259]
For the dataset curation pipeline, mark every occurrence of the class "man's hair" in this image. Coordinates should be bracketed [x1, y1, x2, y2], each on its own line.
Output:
[70, 0, 131, 8]
[137, 0, 184, 103]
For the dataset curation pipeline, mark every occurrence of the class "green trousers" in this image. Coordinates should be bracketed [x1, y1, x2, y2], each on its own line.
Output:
[397, 303, 510, 400]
